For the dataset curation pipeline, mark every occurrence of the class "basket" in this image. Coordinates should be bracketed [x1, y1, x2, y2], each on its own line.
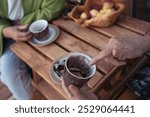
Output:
[67, 0, 125, 27]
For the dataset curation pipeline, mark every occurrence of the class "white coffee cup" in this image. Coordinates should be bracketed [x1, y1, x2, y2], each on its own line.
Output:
[29, 19, 50, 40]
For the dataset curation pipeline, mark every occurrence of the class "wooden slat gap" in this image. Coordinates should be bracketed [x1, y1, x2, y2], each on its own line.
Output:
[11, 43, 67, 98]
[116, 16, 150, 35]
[91, 23, 142, 38]
[52, 19, 109, 50]
[32, 80, 65, 100]
[87, 72, 104, 89]
[96, 67, 105, 75]
[89, 27, 112, 38]
[28, 42, 54, 62]
[54, 42, 70, 53]
[55, 30, 100, 55]
[29, 43, 68, 61]
[58, 26, 102, 51]
[116, 24, 145, 36]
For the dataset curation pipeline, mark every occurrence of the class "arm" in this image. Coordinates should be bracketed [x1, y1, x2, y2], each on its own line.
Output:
[20, 0, 66, 24]
[0, 17, 31, 46]
[2, 25, 32, 42]
[140, 35, 150, 53]
[89, 36, 150, 66]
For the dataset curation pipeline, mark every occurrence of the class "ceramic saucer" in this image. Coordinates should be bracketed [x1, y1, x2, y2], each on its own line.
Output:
[49, 53, 72, 85]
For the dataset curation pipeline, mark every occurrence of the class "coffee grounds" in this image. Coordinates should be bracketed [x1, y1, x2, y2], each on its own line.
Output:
[69, 68, 87, 77]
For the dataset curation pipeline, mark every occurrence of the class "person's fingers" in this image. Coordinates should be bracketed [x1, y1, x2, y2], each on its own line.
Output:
[18, 31, 31, 37]
[89, 50, 111, 66]
[26, 33, 32, 40]
[18, 35, 32, 41]
[17, 31, 32, 40]
[80, 85, 98, 100]
[21, 33, 32, 41]
[105, 57, 127, 66]
[118, 58, 126, 61]
[61, 78, 73, 99]
[68, 85, 81, 100]
[112, 45, 127, 59]
[18, 25, 28, 30]
[112, 48, 126, 61]
[112, 45, 117, 57]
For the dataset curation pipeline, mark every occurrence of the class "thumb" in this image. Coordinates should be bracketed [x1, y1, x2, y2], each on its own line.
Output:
[69, 85, 81, 99]
[18, 25, 28, 30]
[105, 57, 127, 66]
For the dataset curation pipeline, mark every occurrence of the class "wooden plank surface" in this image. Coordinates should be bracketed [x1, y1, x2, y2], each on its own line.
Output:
[10, 42, 67, 99]
[11, 41, 106, 100]
[92, 24, 142, 38]
[32, 71, 42, 83]
[56, 31, 99, 57]
[29, 31, 107, 88]
[117, 16, 150, 35]
[87, 72, 104, 89]
[32, 80, 65, 100]
[11, 42, 104, 99]
[30, 43, 67, 60]
[10, 16, 149, 100]
[53, 19, 109, 50]
[97, 61, 114, 74]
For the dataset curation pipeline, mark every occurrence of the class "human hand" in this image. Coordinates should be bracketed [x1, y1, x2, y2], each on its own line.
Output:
[62, 78, 98, 100]
[112, 0, 125, 3]
[2, 25, 32, 42]
[89, 36, 144, 66]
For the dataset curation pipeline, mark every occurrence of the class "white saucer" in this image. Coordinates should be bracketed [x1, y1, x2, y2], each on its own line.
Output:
[49, 53, 72, 85]
[29, 24, 60, 46]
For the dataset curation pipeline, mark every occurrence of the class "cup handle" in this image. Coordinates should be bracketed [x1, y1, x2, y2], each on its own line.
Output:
[53, 58, 66, 77]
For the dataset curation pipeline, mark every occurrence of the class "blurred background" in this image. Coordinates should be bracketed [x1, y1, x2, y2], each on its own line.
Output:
[126, 0, 150, 22]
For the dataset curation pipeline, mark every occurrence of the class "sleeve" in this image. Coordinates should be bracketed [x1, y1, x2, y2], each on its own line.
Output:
[20, 0, 66, 24]
[0, 16, 11, 56]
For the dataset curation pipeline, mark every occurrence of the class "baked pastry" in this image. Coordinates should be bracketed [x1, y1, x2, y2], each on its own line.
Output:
[68, 0, 125, 27]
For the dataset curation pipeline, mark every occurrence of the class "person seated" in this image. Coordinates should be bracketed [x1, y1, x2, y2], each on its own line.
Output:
[0, 0, 65, 100]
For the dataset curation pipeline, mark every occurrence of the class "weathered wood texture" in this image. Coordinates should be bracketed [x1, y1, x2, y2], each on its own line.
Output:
[10, 16, 150, 100]
[11, 42, 67, 99]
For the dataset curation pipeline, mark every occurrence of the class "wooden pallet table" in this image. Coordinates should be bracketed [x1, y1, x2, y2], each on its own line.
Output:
[10, 16, 150, 100]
